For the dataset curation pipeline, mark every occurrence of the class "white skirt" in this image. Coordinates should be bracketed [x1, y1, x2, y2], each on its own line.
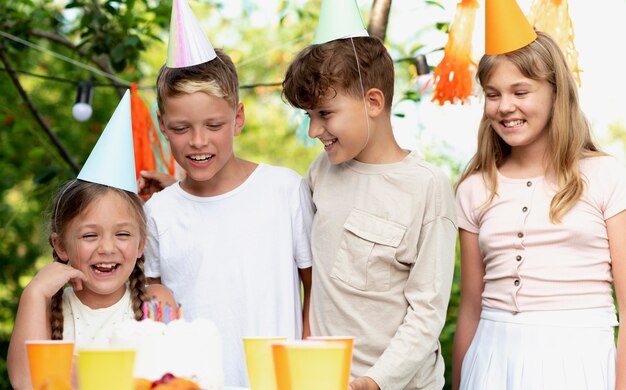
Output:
[460, 307, 618, 390]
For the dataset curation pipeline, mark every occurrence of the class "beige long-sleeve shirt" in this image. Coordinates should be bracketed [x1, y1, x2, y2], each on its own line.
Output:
[307, 151, 457, 390]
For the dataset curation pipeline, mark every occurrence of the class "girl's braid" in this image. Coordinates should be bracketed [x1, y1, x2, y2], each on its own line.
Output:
[129, 255, 150, 320]
[49, 246, 66, 340]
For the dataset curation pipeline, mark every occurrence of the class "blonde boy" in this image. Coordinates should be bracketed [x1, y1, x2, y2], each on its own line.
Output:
[145, 50, 313, 387]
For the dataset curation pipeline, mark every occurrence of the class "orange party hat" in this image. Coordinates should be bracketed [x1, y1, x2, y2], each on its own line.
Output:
[485, 0, 537, 55]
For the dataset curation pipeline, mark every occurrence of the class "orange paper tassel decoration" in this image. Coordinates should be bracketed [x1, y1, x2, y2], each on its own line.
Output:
[432, 0, 479, 105]
[527, 0, 581, 85]
[130, 83, 175, 180]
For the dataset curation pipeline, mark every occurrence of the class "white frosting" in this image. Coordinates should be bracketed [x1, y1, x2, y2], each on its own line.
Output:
[110, 318, 224, 389]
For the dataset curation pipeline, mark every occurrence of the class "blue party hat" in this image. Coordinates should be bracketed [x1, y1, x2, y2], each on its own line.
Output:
[78, 90, 137, 193]
[313, 0, 368, 44]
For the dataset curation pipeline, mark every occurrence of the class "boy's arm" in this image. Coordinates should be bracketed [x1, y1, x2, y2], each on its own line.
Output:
[298, 267, 312, 338]
[146, 283, 177, 309]
[364, 215, 457, 389]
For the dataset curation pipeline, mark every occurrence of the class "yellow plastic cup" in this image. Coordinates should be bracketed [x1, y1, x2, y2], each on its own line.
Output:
[306, 336, 354, 374]
[25, 340, 74, 390]
[272, 340, 351, 390]
[243, 337, 287, 390]
[77, 349, 135, 390]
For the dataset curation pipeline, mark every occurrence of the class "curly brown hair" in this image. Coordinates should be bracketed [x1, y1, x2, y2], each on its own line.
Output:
[282, 36, 394, 110]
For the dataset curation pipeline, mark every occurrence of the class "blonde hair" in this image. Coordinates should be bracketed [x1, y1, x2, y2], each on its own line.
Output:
[458, 31, 603, 223]
[156, 49, 239, 113]
[49, 180, 149, 339]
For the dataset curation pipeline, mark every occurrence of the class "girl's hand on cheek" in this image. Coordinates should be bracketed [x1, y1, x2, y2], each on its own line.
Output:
[27, 262, 87, 299]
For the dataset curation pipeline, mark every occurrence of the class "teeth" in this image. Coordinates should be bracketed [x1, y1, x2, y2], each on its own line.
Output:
[93, 263, 117, 269]
[503, 120, 524, 127]
[189, 154, 212, 161]
[321, 139, 337, 147]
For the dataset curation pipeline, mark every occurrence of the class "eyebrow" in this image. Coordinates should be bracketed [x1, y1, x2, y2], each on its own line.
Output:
[484, 81, 533, 90]
[78, 222, 135, 229]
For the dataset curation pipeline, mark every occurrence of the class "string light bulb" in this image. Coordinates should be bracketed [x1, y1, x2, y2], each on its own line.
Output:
[72, 80, 93, 122]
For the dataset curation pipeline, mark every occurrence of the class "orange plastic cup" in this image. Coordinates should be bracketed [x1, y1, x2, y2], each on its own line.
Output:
[25, 340, 74, 390]
[243, 337, 287, 390]
[272, 340, 351, 390]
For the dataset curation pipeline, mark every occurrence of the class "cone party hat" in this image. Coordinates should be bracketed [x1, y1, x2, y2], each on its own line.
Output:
[485, 0, 537, 55]
[313, 0, 368, 44]
[77, 90, 137, 193]
[166, 0, 217, 68]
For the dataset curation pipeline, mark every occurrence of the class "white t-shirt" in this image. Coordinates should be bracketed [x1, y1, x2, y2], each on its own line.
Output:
[144, 163, 314, 387]
[62, 287, 134, 353]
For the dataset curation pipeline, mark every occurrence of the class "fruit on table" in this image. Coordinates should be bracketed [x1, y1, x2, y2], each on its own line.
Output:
[134, 373, 201, 390]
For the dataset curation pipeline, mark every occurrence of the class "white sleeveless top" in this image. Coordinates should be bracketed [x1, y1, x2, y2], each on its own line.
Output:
[62, 286, 134, 353]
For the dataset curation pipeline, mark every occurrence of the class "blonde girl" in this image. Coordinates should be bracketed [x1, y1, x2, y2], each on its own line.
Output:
[453, 31, 626, 390]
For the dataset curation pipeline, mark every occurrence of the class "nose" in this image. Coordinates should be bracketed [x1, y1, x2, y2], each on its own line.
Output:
[498, 94, 516, 114]
[98, 235, 115, 254]
[188, 127, 207, 148]
[308, 116, 324, 139]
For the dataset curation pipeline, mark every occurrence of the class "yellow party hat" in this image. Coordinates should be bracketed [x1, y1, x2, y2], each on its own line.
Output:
[485, 0, 537, 55]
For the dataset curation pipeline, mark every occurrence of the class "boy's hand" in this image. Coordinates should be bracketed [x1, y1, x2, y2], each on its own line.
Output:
[349, 376, 380, 390]
[138, 170, 177, 197]
[27, 261, 86, 299]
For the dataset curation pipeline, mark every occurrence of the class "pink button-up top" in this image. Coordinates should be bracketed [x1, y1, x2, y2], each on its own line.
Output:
[456, 156, 626, 312]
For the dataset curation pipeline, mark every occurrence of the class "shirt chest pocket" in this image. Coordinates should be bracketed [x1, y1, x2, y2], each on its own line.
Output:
[332, 209, 406, 292]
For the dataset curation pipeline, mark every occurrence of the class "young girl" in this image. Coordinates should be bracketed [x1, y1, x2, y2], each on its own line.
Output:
[453, 31, 626, 390]
[7, 179, 176, 389]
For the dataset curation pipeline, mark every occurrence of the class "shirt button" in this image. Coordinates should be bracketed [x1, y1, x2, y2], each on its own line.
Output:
[514, 279, 520, 286]
[517, 232, 524, 238]
[522, 206, 528, 212]
[526, 181, 532, 187]
[516, 255, 522, 261]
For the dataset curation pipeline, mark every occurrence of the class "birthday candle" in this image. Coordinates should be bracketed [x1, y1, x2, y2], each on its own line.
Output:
[164, 305, 170, 325]
[142, 301, 149, 320]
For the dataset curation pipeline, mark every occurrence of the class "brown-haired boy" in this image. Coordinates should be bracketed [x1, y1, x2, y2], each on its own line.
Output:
[145, 48, 314, 387]
[283, 36, 457, 390]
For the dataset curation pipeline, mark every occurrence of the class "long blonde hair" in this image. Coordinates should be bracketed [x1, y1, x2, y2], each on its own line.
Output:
[458, 31, 603, 223]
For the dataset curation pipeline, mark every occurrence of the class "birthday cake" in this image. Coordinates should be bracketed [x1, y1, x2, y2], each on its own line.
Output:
[110, 318, 224, 389]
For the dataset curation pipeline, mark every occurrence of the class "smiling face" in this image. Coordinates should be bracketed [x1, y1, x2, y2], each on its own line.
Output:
[306, 90, 371, 165]
[483, 58, 555, 155]
[53, 189, 145, 308]
[159, 92, 244, 195]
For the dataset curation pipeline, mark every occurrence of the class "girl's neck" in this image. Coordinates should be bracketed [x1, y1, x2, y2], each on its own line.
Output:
[74, 284, 127, 309]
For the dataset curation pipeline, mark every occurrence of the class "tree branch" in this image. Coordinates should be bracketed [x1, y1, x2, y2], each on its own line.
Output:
[29, 28, 113, 74]
[368, 0, 392, 41]
[0, 45, 80, 174]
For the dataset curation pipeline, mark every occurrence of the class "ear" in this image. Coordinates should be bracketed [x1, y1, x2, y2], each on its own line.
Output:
[137, 237, 146, 259]
[234, 102, 245, 136]
[51, 233, 70, 262]
[157, 110, 168, 141]
[365, 88, 385, 118]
